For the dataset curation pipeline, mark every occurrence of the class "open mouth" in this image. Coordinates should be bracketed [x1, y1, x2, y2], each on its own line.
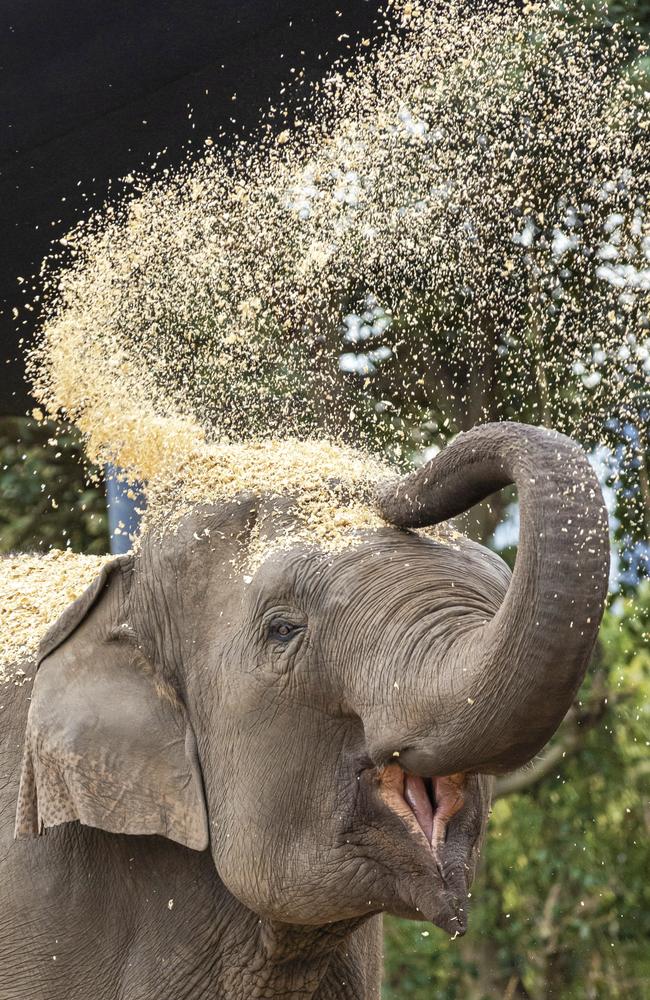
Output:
[376, 764, 466, 851]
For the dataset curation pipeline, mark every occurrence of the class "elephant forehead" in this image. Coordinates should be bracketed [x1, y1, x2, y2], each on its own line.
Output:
[326, 532, 506, 601]
[243, 546, 319, 606]
[247, 529, 510, 619]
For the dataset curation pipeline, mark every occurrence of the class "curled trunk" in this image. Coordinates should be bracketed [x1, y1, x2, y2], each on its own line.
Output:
[376, 422, 610, 774]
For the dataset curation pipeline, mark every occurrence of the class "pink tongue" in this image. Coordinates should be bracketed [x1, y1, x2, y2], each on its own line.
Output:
[403, 774, 434, 844]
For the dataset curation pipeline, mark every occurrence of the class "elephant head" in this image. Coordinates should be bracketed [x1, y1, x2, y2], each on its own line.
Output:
[15, 422, 609, 935]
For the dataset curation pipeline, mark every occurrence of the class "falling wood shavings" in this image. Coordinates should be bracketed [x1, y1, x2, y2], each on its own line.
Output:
[26, 0, 647, 511]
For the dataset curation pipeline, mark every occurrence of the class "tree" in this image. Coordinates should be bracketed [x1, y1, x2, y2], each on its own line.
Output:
[0, 416, 108, 555]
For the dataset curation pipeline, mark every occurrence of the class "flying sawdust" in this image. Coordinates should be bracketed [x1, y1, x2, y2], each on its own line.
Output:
[13, 0, 650, 594]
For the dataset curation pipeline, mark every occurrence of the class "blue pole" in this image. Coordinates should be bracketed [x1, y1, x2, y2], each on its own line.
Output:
[104, 465, 146, 554]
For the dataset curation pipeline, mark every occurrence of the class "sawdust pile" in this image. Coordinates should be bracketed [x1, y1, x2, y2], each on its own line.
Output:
[0, 551, 112, 675]
[0, 440, 387, 672]
[0, 439, 457, 671]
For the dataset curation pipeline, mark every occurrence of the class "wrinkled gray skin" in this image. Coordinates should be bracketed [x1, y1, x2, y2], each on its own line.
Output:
[0, 423, 609, 999]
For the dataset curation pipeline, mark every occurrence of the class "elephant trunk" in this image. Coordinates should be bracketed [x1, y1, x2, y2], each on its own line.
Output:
[376, 422, 610, 775]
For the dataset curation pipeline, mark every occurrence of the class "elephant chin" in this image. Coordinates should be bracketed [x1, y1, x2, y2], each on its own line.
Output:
[390, 847, 472, 937]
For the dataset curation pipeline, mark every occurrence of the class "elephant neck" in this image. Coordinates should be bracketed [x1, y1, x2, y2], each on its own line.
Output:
[206, 894, 382, 999]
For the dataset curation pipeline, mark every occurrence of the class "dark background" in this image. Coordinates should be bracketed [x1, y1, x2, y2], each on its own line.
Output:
[0, 0, 383, 415]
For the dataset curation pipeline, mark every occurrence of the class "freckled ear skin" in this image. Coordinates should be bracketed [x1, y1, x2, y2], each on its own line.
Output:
[14, 557, 209, 851]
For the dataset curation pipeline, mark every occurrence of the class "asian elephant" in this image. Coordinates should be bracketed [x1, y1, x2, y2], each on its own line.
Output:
[0, 422, 609, 999]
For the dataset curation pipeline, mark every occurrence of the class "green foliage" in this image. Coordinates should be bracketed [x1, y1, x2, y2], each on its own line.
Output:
[582, 0, 650, 39]
[383, 586, 650, 999]
[0, 416, 109, 555]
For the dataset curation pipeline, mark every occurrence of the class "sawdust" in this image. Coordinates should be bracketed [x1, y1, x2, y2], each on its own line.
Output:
[15, 0, 649, 578]
[0, 436, 459, 669]
[138, 435, 462, 565]
[27, 0, 648, 487]
[0, 551, 112, 676]
[0, 439, 458, 671]
[142, 436, 389, 541]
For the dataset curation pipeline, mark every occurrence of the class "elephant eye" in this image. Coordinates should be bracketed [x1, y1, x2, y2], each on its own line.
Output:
[268, 621, 300, 642]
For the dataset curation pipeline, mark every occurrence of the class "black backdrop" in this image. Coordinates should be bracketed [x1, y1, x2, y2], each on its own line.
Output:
[0, 0, 383, 414]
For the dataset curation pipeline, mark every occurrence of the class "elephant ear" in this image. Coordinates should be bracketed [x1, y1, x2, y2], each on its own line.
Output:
[14, 556, 209, 851]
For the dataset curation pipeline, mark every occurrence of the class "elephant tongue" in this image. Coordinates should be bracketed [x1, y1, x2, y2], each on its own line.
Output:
[403, 774, 434, 844]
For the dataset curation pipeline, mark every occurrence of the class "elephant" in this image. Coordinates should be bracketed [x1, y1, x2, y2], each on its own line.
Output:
[0, 422, 609, 1000]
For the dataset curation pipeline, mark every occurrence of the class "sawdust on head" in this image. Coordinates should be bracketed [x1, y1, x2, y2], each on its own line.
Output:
[142, 436, 392, 550]
[140, 434, 459, 573]
[0, 439, 393, 674]
[0, 440, 458, 672]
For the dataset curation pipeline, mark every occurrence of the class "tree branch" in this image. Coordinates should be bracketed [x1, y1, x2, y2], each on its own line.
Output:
[493, 672, 617, 799]
[493, 728, 582, 798]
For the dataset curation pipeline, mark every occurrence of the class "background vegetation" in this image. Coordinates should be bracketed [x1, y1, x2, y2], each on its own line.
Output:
[0, 417, 108, 554]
